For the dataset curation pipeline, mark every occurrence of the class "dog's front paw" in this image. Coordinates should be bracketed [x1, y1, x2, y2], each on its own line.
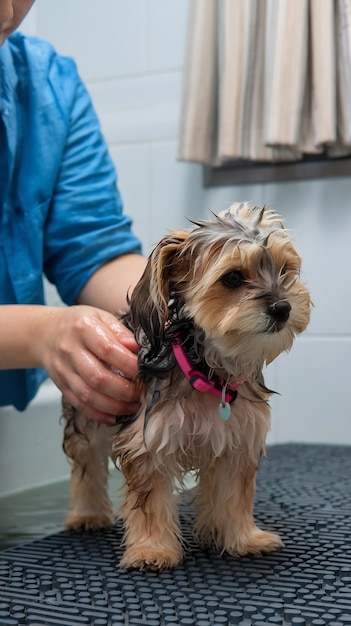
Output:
[64, 512, 114, 532]
[120, 545, 183, 571]
[234, 528, 284, 556]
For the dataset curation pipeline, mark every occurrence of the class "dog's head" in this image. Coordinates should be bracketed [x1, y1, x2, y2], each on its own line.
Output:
[126, 203, 312, 379]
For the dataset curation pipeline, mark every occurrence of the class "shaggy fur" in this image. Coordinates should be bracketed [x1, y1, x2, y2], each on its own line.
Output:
[62, 202, 312, 570]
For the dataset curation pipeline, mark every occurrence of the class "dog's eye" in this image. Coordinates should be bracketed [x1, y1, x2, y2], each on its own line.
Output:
[221, 270, 245, 289]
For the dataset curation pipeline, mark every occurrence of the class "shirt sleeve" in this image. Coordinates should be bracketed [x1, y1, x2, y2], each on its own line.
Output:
[43, 63, 142, 306]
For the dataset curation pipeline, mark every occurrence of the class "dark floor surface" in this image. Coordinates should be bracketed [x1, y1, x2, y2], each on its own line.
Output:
[0, 472, 123, 551]
[0, 444, 350, 626]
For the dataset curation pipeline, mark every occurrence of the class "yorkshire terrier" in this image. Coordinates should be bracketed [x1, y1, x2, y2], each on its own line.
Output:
[63, 202, 312, 570]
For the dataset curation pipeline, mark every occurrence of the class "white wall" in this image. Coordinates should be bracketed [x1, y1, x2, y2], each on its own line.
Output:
[1, 0, 350, 494]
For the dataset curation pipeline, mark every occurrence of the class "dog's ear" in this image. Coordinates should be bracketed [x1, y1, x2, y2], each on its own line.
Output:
[128, 230, 190, 355]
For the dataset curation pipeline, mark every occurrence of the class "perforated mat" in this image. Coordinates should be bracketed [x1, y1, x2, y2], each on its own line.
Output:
[0, 444, 351, 626]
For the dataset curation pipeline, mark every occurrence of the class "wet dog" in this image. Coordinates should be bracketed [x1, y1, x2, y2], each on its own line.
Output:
[63, 203, 312, 570]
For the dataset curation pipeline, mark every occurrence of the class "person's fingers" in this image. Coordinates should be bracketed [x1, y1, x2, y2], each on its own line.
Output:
[62, 384, 140, 426]
[73, 313, 139, 381]
[40, 306, 143, 425]
[68, 347, 140, 402]
[107, 318, 139, 351]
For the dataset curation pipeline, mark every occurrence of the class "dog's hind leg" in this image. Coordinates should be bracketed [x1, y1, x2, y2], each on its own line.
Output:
[194, 450, 283, 556]
[117, 453, 183, 570]
[62, 398, 115, 531]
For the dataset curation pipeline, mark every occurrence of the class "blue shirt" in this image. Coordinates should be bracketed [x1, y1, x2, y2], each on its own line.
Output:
[0, 32, 142, 410]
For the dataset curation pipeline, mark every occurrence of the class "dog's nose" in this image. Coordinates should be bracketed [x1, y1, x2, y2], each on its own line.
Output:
[268, 300, 291, 323]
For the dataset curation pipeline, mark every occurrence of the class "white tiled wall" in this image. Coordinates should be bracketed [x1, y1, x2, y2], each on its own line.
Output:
[3, 0, 349, 494]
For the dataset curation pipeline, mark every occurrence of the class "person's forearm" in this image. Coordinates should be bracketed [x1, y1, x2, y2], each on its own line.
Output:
[0, 303, 143, 424]
[0, 305, 58, 369]
[0, 253, 146, 371]
[76, 253, 146, 314]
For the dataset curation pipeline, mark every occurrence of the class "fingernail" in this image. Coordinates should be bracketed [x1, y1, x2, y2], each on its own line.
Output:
[106, 415, 118, 426]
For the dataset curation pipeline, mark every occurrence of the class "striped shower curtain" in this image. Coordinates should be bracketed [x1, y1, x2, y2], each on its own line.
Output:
[178, 0, 351, 166]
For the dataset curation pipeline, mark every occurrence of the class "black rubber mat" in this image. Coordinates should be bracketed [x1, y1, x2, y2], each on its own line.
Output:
[0, 444, 351, 625]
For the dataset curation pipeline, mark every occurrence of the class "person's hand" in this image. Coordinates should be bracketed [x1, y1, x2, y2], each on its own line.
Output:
[38, 305, 141, 425]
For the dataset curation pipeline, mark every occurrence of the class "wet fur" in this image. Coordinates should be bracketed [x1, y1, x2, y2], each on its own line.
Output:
[62, 203, 312, 570]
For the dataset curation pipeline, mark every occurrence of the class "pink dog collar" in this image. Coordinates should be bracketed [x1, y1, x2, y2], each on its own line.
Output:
[171, 335, 242, 403]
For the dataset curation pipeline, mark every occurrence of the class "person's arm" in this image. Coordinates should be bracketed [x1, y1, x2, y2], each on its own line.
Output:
[76, 253, 146, 314]
[31, 58, 146, 423]
[0, 302, 142, 425]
